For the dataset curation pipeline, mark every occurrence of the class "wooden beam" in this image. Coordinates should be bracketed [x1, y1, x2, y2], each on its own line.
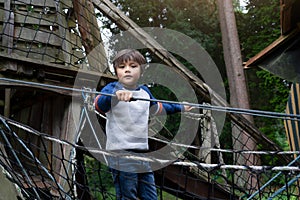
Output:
[4, 88, 10, 117]
[0, 52, 116, 82]
[243, 27, 300, 69]
[155, 165, 233, 200]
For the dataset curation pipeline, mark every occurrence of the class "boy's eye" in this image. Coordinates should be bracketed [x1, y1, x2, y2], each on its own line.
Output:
[118, 65, 125, 68]
[131, 65, 137, 68]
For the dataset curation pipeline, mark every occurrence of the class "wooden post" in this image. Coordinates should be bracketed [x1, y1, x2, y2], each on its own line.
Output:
[4, 89, 11, 117]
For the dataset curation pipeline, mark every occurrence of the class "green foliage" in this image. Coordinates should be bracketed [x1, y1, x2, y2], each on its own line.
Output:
[244, 69, 290, 151]
[237, 0, 291, 151]
[112, 0, 223, 74]
[238, 0, 281, 59]
[148, 84, 181, 139]
[256, 70, 290, 113]
[84, 156, 115, 199]
[254, 70, 290, 150]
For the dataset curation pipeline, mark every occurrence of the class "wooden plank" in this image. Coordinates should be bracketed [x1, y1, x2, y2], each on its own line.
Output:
[16, 107, 31, 154]
[41, 99, 53, 170]
[28, 102, 42, 130]
[0, 52, 116, 81]
[0, 0, 56, 8]
[49, 96, 78, 192]
[0, 0, 74, 9]
[0, 76, 79, 96]
[13, 10, 59, 26]
[61, 0, 73, 9]
[56, 1, 72, 64]
[70, 32, 84, 49]
[13, 26, 62, 46]
[284, 83, 300, 158]
[4, 88, 11, 117]
[12, 46, 65, 62]
[11, 4, 56, 15]
[28, 102, 42, 161]
[51, 97, 64, 176]
[0, 9, 58, 25]
[281, 0, 293, 34]
[2, 1, 14, 54]
[71, 49, 85, 60]
[155, 165, 232, 199]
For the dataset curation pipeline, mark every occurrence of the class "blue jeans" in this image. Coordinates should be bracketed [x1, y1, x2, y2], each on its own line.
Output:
[108, 152, 158, 200]
[110, 168, 158, 200]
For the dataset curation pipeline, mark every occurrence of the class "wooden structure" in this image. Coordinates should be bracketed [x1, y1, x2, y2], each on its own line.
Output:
[0, 0, 115, 196]
[285, 83, 300, 157]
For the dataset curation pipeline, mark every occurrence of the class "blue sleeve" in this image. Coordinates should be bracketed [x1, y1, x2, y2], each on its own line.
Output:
[161, 102, 183, 114]
[141, 85, 183, 115]
[94, 82, 118, 113]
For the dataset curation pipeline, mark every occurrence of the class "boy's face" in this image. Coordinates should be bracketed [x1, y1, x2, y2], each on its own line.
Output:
[115, 60, 142, 89]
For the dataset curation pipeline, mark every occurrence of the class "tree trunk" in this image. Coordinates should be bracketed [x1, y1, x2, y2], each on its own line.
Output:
[217, 0, 259, 190]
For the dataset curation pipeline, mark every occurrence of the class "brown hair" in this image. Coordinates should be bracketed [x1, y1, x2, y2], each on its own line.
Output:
[112, 49, 146, 73]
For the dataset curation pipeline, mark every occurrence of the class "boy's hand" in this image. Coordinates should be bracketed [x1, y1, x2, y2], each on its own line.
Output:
[184, 105, 193, 112]
[115, 90, 133, 102]
[183, 102, 194, 112]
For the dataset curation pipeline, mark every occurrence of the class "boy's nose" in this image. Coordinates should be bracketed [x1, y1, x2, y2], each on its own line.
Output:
[125, 66, 131, 71]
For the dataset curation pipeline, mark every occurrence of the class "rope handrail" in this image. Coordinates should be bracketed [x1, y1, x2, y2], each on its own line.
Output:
[1, 77, 299, 121]
[148, 136, 300, 155]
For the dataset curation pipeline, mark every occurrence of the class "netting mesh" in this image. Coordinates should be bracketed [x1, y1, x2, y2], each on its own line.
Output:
[0, 0, 300, 199]
[0, 105, 299, 200]
[0, 0, 111, 77]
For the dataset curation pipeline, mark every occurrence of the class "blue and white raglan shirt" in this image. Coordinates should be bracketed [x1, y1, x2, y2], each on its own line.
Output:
[94, 81, 183, 151]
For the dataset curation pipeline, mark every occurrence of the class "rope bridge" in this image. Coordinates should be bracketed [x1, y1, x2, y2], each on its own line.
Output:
[0, 85, 299, 199]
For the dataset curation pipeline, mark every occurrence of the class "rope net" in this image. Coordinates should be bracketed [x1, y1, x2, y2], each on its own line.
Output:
[0, 0, 112, 76]
[0, 107, 299, 200]
[0, 0, 299, 200]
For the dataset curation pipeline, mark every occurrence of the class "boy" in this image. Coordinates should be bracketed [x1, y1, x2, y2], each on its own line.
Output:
[94, 49, 192, 200]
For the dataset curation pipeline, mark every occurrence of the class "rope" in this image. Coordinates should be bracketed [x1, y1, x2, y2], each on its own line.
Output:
[247, 154, 300, 199]
[149, 135, 300, 155]
[6, 105, 299, 159]
[1, 77, 299, 121]
[173, 161, 300, 172]
[1, 115, 300, 172]
[1, 107, 300, 199]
